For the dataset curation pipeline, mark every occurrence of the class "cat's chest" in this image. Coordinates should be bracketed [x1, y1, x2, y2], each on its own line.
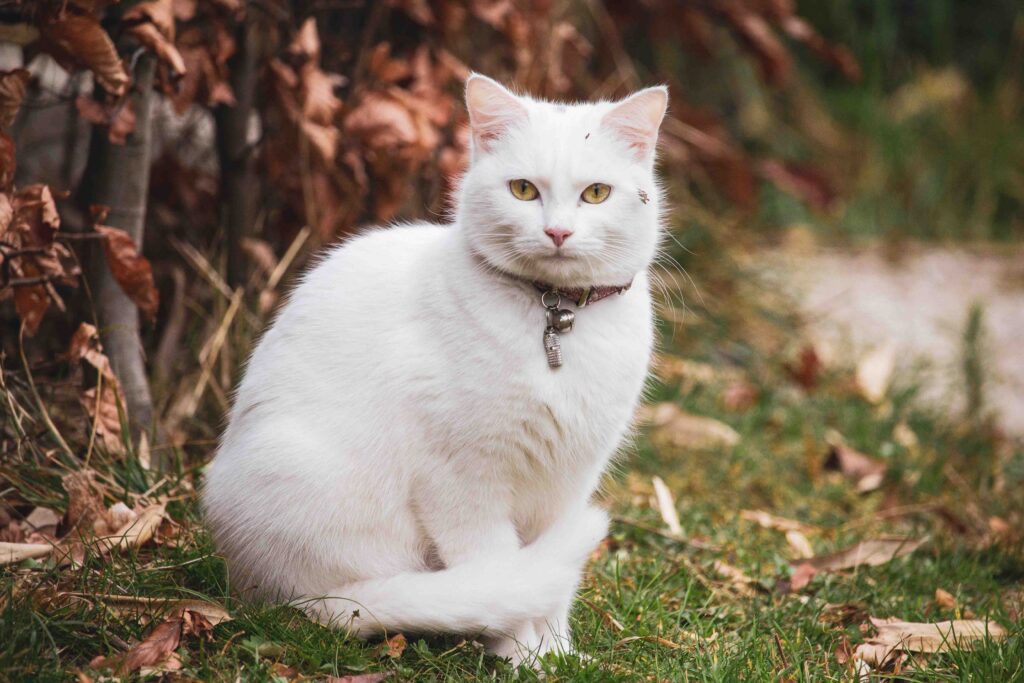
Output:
[431, 289, 653, 465]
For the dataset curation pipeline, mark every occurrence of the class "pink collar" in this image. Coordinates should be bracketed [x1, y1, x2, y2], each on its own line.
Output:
[531, 281, 632, 307]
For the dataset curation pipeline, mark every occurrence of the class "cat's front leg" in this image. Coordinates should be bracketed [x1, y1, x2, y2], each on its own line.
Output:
[413, 475, 547, 657]
[531, 504, 610, 658]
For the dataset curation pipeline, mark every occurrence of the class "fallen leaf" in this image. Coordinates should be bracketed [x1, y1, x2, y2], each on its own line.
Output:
[94, 503, 165, 554]
[785, 344, 822, 390]
[785, 530, 814, 559]
[101, 615, 181, 675]
[24, 506, 61, 531]
[270, 662, 299, 679]
[0, 542, 53, 564]
[855, 342, 897, 404]
[824, 441, 887, 493]
[66, 593, 232, 626]
[712, 560, 756, 587]
[0, 68, 31, 129]
[740, 509, 817, 534]
[68, 324, 127, 452]
[381, 633, 406, 658]
[325, 674, 391, 683]
[853, 617, 1007, 669]
[92, 604, 220, 675]
[648, 402, 740, 449]
[934, 589, 957, 611]
[790, 537, 926, 591]
[94, 217, 160, 320]
[61, 468, 108, 533]
[721, 379, 759, 412]
[613, 634, 694, 650]
[651, 476, 683, 536]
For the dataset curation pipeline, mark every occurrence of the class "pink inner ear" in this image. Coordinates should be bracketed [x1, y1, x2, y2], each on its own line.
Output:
[466, 76, 527, 150]
[601, 88, 668, 161]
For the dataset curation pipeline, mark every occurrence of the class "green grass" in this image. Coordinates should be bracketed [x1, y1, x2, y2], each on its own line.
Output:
[2, 224, 1022, 682]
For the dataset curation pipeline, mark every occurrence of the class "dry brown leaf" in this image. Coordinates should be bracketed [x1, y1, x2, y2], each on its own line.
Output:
[651, 476, 683, 536]
[4, 183, 76, 334]
[128, 23, 187, 79]
[325, 674, 392, 683]
[24, 507, 61, 531]
[94, 215, 159, 320]
[123, 0, 176, 39]
[648, 402, 740, 450]
[790, 537, 926, 591]
[824, 442, 887, 493]
[96, 615, 181, 674]
[785, 530, 814, 559]
[95, 503, 165, 554]
[91, 603, 219, 675]
[70, 593, 232, 626]
[934, 588, 958, 611]
[381, 632, 407, 658]
[0, 68, 31, 129]
[854, 616, 1007, 669]
[0, 542, 53, 565]
[855, 342, 896, 404]
[68, 323, 127, 452]
[614, 634, 693, 650]
[785, 344, 822, 390]
[740, 509, 816, 534]
[721, 379, 759, 411]
[811, 537, 926, 572]
[0, 131, 13, 191]
[712, 560, 756, 586]
[62, 468, 108, 533]
[38, 12, 129, 96]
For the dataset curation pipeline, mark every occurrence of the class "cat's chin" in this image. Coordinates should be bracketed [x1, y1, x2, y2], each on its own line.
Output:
[491, 253, 636, 289]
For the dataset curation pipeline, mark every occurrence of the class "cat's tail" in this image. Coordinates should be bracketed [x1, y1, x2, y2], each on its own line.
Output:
[303, 506, 608, 637]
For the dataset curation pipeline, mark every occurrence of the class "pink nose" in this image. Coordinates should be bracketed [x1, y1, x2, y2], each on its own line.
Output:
[544, 226, 574, 247]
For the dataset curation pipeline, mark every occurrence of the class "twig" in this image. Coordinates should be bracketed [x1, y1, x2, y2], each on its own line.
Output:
[265, 225, 311, 293]
[186, 287, 243, 417]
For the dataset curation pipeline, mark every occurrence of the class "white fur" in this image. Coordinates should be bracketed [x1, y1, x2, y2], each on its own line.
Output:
[203, 75, 668, 665]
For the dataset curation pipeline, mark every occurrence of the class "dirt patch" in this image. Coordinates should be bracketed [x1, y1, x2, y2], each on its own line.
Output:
[765, 244, 1024, 436]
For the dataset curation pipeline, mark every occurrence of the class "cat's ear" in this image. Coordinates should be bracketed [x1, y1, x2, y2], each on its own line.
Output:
[601, 86, 669, 162]
[465, 74, 527, 154]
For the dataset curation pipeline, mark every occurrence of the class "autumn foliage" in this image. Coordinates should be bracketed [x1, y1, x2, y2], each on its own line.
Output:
[0, 0, 857, 452]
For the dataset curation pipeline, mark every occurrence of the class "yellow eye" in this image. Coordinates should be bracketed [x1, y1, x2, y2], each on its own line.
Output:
[581, 183, 611, 204]
[509, 179, 539, 201]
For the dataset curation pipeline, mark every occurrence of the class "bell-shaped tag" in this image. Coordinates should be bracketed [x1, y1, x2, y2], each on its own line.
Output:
[546, 308, 575, 332]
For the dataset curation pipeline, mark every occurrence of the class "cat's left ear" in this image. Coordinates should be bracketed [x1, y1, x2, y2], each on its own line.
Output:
[601, 86, 669, 163]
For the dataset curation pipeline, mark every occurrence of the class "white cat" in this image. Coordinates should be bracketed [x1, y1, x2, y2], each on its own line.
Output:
[203, 74, 668, 665]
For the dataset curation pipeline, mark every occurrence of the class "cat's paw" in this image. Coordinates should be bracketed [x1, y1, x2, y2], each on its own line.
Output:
[485, 622, 544, 669]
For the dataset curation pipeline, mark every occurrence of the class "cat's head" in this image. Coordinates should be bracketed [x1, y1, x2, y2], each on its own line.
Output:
[456, 74, 668, 288]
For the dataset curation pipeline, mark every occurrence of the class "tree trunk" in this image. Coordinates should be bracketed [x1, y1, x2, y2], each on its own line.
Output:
[79, 54, 157, 451]
[215, 12, 260, 288]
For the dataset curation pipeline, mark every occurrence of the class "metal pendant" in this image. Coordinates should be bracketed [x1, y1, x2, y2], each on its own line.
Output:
[543, 328, 563, 368]
[540, 290, 574, 369]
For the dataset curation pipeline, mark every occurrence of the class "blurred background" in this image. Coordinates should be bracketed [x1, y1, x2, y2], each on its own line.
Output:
[2, 2, 1023, 679]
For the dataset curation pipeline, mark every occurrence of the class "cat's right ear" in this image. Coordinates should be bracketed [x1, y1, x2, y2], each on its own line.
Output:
[465, 74, 527, 155]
